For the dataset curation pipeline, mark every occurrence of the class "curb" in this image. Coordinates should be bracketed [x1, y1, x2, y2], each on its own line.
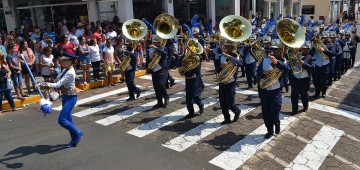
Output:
[1, 70, 147, 110]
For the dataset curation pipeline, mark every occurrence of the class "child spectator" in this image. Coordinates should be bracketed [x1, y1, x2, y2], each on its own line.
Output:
[6, 45, 27, 99]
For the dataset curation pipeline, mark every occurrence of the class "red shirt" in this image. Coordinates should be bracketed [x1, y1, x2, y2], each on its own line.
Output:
[93, 32, 102, 45]
[58, 42, 75, 55]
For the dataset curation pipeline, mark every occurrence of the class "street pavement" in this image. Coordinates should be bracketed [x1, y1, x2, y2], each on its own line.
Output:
[1, 39, 360, 170]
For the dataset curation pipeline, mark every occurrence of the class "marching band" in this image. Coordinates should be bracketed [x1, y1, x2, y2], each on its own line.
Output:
[120, 13, 359, 139]
[41, 12, 359, 146]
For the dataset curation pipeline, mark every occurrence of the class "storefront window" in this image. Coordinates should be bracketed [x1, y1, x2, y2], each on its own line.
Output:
[174, 0, 206, 22]
[98, 1, 118, 23]
[133, 0, 163, 21]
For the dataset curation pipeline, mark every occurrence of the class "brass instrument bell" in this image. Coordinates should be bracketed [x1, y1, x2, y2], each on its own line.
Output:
[219, 15, 252, 42]
[276, 18, 305, 48]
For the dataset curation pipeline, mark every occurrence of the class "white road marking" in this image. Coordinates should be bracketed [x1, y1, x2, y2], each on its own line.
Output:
[127, 98, 218, 138]
[95, 91, 186, 126]
[163, 105, 256, 152]
[73, 89, 155, 117]
[285, 125, 344, 170]
[209, 114, 297, 170]
[53, 87, 132, 111]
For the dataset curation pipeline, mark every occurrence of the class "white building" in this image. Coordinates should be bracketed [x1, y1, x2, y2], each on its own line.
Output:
[0, 0, 302, 33]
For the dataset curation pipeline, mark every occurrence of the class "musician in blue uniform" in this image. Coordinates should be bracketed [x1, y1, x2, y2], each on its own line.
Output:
[217, 41, 243, 125]
[180, 54, 205, 119]
[309, 38, 335, 98]
[271, 40, 289, 92]
[211, 41, 222, 74]
[124, 41, 141, 101]
[338, 31, 353, 74]
[289, 43, 314, 115]
[243, 34, 258, 88]
[148, 35, 170, 108]
[237, 43, 246, 77]
[257, 51, 290, 139]
[165, 39, 176, 88]
[328, 32, 343, 81]
[350, 29, 359, 68]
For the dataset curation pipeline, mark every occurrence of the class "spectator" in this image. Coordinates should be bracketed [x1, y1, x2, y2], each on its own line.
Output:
[30, 26, 41, 49]
[57, 35, 76, 56]
[102, 38, 116, 87]
[90, 22, 96, 34]
[89, 38, 101, 81]
[84, 28, 93, 43]
[93, 26, 102, 45]
[46, 39, 61, 60]
[6, 35, 19, 53]
[40, 47, 54, 82]
[136, 42, 144, 68]
[75, 22, 85, 37]
[18, 40, 36, 93]
[0, 37, 6, 57]
[68, 26, 79, 47]
[106, 26, 117, 46]
[99, 33, 107, 57]
[45, 25, 56, 45]
[6, 45, 27, 100]
[78, 36, 91, 84]
[0, 50, 16, 114]
[114, 38, 126, 81]
[35, 32, 49, 75]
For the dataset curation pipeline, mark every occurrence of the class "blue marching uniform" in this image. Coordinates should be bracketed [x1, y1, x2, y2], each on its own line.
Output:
[237, 43, 246, 77]
[217, 52, 243, 124]
[289, 55, 314, 114]
[309, 46, 334, 98]
[243, 45, 257, 88]
[148, 47, 170, 108]
[181, 55, 205, 117]
[212, 43, 222, 73]
[257, 57, 290, 138]
[332, 39, 343, 80]
[124, 50, 141, 100]
[338, 38, 353, 73]
[165, 40, 176, 88]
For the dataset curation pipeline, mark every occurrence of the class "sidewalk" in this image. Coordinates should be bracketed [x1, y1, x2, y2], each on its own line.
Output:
[1, 67, 147, 110]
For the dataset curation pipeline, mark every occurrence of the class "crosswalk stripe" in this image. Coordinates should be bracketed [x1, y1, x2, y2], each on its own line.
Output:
[95, 91, 186, 126]
[209, 113, 297, 170]
[73, 89, 155, 117]
[140, 75, 185, 85]
[211, 86, 258, 96]
[213, 86, 360, 122]
[53, 87, 132, 111]
[285, 125, 344, 170]
[162, 105, 256, 152]
[139, 74, 213, 86]
[127, 97, 218, 138]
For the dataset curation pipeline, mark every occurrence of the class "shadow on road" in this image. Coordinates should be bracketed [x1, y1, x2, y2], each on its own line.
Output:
[0, 144, 67, 169]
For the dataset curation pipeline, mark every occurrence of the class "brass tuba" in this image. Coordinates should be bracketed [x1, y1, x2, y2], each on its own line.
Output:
[277, 18, 305, 74]
[148, 14, 179, 70]
[121, 19, 148, 71]
[217, 15, 251, 83]
[178, 24, 204, 76]
[285, 48, 303, 74]
[250, 40, 267, 62]
[259, 68, 282, 89]
[311, 36, 329, 59]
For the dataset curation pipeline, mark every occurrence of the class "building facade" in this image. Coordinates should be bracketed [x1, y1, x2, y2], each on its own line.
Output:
[0, 0, 302, 33]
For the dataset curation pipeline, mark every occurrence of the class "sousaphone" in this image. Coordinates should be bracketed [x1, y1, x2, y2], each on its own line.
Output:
[121, 19, 147, 72]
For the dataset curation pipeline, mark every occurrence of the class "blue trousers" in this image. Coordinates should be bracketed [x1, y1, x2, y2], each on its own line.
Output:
[313, 65, 329, 95]
[125, 70, 140, 98]
[0, 88, 15, 111]
[219, 81, 240, 121]
[245, 62, 257, 87]
[59, 95, 79, 140]
[290, 76, 310, 112]
[185, 77, 204, 115]
[260, 88, 282, 133]
[152, 69, 169, 104]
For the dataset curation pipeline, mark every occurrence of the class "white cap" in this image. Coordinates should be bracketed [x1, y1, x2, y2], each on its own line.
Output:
[192, 27, 200, 34]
